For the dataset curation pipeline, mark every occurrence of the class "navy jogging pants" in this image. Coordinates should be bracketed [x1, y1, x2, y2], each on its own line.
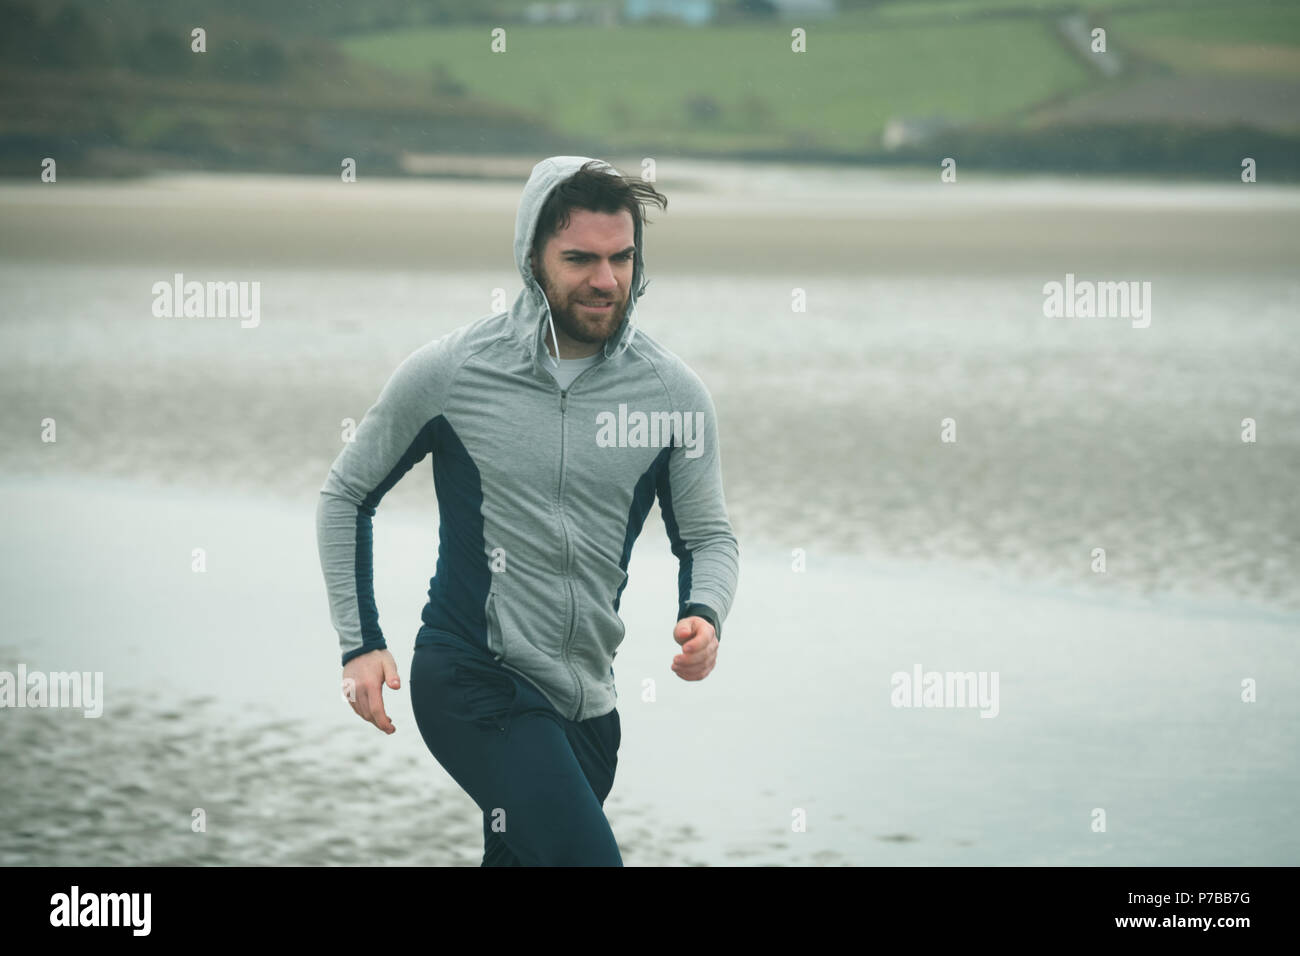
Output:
[409, 632, 623, 866]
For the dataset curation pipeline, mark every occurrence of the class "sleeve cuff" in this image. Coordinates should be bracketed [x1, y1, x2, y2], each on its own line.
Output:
[342, 640, 387, 666]
[677, 602, 721, 643]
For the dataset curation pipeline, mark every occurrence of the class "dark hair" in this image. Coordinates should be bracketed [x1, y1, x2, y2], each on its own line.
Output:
[531, 161, 668, 284]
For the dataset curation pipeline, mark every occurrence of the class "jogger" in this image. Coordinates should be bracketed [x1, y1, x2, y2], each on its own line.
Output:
[317, 156, 738, 865]
[409, 629, 623, 866]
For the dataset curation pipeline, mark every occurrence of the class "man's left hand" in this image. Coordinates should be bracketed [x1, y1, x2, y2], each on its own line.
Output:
[671, 616, 718, 681]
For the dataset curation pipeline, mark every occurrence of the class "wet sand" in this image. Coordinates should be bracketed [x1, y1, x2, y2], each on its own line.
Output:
[2, 476, 1296, 866]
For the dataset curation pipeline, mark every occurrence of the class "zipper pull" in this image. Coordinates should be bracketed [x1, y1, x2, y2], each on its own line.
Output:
[560, 390, 567, 412]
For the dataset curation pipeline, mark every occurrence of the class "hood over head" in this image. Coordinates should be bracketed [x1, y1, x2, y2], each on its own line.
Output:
[509, 156, 648, 377]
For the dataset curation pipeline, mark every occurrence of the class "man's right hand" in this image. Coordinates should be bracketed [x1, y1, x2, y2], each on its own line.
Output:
[342, 648, 401, 734]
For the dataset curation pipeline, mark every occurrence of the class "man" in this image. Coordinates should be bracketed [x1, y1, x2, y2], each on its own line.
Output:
[315, 155, 740, 866]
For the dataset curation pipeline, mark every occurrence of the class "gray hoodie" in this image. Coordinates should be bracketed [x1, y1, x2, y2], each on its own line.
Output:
[316, 155, 739, 722]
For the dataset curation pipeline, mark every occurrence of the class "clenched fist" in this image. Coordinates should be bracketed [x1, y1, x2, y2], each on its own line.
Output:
[671, 616, 718, 681]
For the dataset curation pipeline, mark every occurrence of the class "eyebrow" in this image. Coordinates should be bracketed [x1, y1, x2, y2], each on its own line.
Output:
[560, 247, 636, 257]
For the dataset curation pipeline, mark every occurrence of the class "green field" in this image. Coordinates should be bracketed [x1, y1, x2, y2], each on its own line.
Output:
[861, 0, 1214, 24]
[1107, 4, 1300, 44]
[1109, 3, 1300, 78]
[340, 0, 1298, 154]
[342, 20, 1093, 153]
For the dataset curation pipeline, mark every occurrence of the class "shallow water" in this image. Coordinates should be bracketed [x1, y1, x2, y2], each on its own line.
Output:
[1, 258, 1295, 612]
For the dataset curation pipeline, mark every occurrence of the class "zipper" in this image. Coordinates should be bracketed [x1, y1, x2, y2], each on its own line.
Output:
[486, 590, 503, 660]
[555, 358, 603, 720]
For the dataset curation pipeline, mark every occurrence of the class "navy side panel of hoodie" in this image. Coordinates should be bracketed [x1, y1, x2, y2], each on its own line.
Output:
[417, 416, 493, 651]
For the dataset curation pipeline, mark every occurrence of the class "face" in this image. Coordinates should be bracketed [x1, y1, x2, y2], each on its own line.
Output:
[531, 207, 635, 357]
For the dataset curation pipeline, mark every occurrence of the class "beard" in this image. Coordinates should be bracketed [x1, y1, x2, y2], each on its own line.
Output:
[536, 262, 629, 348]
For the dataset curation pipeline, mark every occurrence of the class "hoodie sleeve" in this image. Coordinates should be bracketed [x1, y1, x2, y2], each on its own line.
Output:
[316, 340, 452, 666]
[655, 373, 739, 643]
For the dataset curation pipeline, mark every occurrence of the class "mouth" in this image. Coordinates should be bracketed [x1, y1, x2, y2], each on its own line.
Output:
[580, 301, 614, 311]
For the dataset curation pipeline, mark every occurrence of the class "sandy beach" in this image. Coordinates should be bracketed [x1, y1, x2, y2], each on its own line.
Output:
[2, 165, 1298, 277]
[1, 161, 1297, 864]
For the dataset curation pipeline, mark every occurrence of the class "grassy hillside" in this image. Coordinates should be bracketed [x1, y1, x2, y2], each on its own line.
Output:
[341, 20, 1094, 154]
[1110, 4, 1300, 78]
[338, 0, 1300, 171]
[3, 0, 1297, 176]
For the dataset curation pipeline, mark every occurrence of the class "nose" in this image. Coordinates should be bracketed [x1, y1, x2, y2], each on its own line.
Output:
[590, 258, 618, 294]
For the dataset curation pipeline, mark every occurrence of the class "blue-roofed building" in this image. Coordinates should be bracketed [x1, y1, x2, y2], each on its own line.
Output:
[770, 0, 837, 18]
[623, 0, 717, 26]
